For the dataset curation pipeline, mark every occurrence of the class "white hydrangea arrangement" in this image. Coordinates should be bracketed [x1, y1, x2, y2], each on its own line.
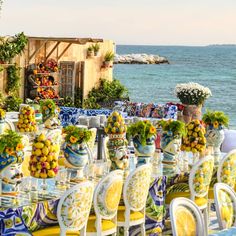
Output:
[174, 82, 212, 106]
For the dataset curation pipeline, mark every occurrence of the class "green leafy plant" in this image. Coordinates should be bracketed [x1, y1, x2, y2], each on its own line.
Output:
[74, 87, 83, 107]
[127, 120, 156, 146]
[83, 79, 128, 109]
[0, 32, 28, 63]
[87, 46, 93, 52]
[92, 43, 100, 53]
[6, 64, 21, 94]
[0, 130, 24, 154]
[158, 119, 186, 138]
[64, 126, 92, 145]
[4, 95, 22, 111]
[202, 110, 229, 129]
[40, 99, 57, 117]
[104, 51, 114, 61]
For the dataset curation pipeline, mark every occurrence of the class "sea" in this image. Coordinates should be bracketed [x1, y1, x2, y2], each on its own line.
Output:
[114, 45, 236, 128]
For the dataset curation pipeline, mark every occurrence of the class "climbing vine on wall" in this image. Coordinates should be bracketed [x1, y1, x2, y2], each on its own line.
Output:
[6, 64, 21, 94]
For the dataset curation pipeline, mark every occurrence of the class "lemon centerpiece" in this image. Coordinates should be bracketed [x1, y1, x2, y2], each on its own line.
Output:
[104, 111, 129, 170]
[17, 105, 37, 133]
[29, 133, 59, 179]
[181, 119, 206, 163]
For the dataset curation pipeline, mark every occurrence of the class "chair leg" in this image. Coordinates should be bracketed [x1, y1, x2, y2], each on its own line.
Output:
[80, 228, 86, 236]
[203, 208, 208, 234]
[60, 229, 66, 236]
[124, 227, 129, 236]
[141, 223, 145, 236]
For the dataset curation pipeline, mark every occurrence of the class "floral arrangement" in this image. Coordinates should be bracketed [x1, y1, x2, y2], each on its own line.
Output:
[0, 130, 24, 162]
[104, 111, 127, 134]
[40, 99, 59, 120]
[127, 120, 156, 146]
[202, 110, 229, 129]
[0, 108, 6, 121]
[174, 82, 212, 106]
[158, 119, 186, 138]
[64, 126, 92, 145]
[181, 120, 206, 153]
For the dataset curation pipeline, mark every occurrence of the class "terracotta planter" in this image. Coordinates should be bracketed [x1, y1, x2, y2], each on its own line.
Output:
[182, 104, 202, 123]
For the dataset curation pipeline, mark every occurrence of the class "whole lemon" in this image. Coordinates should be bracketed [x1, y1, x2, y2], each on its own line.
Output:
[35, 149, 42, 156]
[42, 147, 49, 156]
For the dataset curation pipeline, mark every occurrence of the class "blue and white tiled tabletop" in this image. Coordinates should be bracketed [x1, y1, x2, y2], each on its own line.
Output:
[209, 227, 236, 236]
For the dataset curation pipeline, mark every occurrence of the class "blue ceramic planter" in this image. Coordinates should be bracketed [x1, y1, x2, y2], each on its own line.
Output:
[133, 136, 155, 166]
[64, 144, 89, 169]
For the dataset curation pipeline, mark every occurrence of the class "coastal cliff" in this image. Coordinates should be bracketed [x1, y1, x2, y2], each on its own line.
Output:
[114, 53, 169, 64]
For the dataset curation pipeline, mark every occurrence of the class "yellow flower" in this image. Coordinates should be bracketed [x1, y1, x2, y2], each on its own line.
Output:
[48, 104, 52, 108]
[16, 143, 24, 151]
[5, 147, 14, 155]
[213, 121, 219, 129]
[150, 126, 156, 134]
[70, 136, 78, 144]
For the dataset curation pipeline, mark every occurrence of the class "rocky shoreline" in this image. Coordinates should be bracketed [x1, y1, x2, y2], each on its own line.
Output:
[114, 53, 169, 64]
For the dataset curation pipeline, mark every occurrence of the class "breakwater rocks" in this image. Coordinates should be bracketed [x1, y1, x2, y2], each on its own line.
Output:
[114, 54, 169, 64]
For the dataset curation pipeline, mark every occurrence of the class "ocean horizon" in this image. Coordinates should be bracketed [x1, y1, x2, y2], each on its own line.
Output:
[114, 45, 236, 128]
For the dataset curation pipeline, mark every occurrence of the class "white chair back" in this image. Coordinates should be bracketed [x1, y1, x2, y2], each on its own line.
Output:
[189, 155, 214, 199]
[217, 149, 236, 188]
[123, 164, 151, 211]
[214, 183, 236, 229]
[170, 197, 207, 236]
[94, 170, 123, 219]
[57, 181, 94, 236]
[93, 170, 123, 234]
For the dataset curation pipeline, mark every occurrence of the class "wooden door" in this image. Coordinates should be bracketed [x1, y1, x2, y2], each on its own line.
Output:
[59, 61, 76, 101]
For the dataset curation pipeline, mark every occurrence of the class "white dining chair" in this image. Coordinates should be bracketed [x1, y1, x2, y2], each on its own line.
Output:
[166, 155, 214, 233]
[214, 183, 236, 230]
[87, 170, 123, 235]
[170, 197, 207, 236]
[33, 181, 94, 236]
[117, 164, 151, 236]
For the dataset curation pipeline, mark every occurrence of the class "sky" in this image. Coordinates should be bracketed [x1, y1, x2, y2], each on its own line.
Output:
[0, 0, 236, 46]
